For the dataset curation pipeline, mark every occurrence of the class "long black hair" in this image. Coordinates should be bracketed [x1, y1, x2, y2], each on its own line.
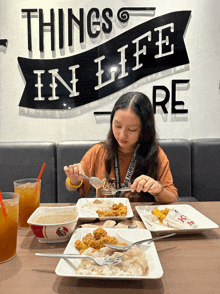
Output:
[104, 92, 159, 184]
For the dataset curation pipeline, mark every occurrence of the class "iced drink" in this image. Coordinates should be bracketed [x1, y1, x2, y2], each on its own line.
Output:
[0, 192, 19, 263]
[14, 178, 41, 228]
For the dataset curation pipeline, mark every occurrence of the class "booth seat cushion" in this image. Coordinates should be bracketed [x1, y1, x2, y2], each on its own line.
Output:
[0, 142, 57, 203]
[191, 138, 220, 201]
[56, 141, 99, 203]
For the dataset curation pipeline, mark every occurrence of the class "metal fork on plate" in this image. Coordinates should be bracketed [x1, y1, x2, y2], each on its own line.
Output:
[35, 253, 124, 266]
[104, 233, 176, 251]
[101, 187, 131, 195]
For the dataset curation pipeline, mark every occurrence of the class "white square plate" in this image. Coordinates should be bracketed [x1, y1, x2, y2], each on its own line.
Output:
[136, 204, 219, 234]
[55, 228, 163, 279]
[76, 198, 133, 222]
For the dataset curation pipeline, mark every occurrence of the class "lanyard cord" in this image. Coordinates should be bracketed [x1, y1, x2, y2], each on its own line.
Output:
[114, 144, 139, 197]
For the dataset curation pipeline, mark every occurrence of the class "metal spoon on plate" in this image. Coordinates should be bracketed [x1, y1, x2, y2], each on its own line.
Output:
[79, 174, 103, 189]
[104, 233, 176, 251]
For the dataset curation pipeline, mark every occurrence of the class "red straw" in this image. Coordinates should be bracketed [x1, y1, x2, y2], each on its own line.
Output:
[0, 190, 9, 220]
[37, 163, 46, 183]
[35, 163, 46, 193]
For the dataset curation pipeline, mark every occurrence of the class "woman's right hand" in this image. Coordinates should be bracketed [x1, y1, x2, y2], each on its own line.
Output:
[64, 163, 84, 186]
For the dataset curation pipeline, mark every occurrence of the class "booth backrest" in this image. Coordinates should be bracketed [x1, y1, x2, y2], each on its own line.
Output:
[159, 139, 191, 198]
[191, 138, 220, 201]
[56, 141, 99, 203]
[0, 142, 57, 203]
[56, 139, 192, 203]
[1, 139, 219, 203]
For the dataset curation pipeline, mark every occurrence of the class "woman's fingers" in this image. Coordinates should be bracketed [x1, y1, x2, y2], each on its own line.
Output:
[64, 164, 84, 182]
[149, 181, 163, 194]
[131, 175, 162, 194]
[73, 164, 84, 177]
[64, 166, 71, 177]
[131, 175, 150, 192]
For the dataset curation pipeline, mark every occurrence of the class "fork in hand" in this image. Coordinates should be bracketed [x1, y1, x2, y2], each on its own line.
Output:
[104, 233, 176, 251]
[35, 253, 124, 266]
[101, 187, 132, 195]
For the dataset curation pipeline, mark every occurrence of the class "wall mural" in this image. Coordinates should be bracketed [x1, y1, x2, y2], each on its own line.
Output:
[0, 39, 8, 47]
[4, 7, 192, 115]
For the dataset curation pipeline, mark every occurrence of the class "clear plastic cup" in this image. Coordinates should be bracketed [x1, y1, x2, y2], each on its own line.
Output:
[0, 192, 19, 263]
[14, 178, 41, 228]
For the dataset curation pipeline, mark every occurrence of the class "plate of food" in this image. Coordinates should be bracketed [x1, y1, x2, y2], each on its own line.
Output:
[55, 227, 163, 279]
[76, 198, 133, 222]
[135, 204, 219, 234]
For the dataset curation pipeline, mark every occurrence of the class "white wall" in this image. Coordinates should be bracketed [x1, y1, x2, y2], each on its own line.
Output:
[0, 0, 220, 142]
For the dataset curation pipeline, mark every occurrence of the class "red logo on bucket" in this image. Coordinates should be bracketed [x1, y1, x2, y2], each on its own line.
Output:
[56, 227, 68, 237]
[30, 225, 44, 238]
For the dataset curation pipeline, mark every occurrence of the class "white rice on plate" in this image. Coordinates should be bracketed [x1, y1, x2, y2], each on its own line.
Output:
[81, 200, 115, 212]
[75, 246, 148, 276]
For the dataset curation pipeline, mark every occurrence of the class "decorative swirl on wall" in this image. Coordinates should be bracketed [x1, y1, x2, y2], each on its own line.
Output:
[117, 8, 130, 22]
[117, 7, 156, 23]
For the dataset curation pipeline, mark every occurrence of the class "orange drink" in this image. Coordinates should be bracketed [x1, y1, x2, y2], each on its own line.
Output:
[0, 192, 19, 263]
[14, 178, 41, 228]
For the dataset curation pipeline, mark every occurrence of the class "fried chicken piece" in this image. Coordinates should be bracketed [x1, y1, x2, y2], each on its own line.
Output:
[117, 242, 128, 246]
[83, 233, 95, 240]
[96, 203, 127, 217]
[93, 228, 107, 239]
[102, 236, 118, 245]
[93, 199, 102, 204]
[75, 240, 88, 253]
[75, 229, 128, 253]
[151, 207, 170, 223]
[82, 238, 95, 248]
[161, 208, 171, 215]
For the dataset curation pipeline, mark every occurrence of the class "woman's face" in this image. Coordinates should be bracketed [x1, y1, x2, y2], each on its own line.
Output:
[112, 108, 141, 153]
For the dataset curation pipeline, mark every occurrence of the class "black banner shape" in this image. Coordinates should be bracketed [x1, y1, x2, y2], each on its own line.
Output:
[0, 39, 8, 47]
[18, 11, 191, 110]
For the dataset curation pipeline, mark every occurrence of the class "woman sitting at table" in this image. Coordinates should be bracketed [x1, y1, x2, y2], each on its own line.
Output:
[64, 91, 178, 203]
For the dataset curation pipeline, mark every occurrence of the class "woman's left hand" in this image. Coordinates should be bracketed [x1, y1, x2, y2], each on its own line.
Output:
[131, 175, 163, 195]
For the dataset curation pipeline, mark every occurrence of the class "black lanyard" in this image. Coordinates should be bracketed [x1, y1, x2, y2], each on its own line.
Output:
[114, 144, 139, 197]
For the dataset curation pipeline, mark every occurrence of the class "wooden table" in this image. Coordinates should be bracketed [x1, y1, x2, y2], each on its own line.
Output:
[0, 202, 220, 294]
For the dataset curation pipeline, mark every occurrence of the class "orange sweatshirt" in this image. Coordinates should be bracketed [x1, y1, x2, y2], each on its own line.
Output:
[77, 142, 178, 202]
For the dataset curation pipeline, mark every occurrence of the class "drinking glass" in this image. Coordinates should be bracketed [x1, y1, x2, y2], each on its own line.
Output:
[0, 192, 19, 263]
[14, 178, 41, 228]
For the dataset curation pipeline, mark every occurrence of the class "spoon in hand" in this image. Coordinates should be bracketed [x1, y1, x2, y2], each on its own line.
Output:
[79, 174, 103, 189]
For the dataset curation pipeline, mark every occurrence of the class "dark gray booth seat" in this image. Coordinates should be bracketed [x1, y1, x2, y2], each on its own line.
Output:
[159, 139, 197, 202]
[56, 141, 99, 203]
[0, 142, 57, 203]
[57, 139, 197, 203]
[191, 138, 220, 201]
